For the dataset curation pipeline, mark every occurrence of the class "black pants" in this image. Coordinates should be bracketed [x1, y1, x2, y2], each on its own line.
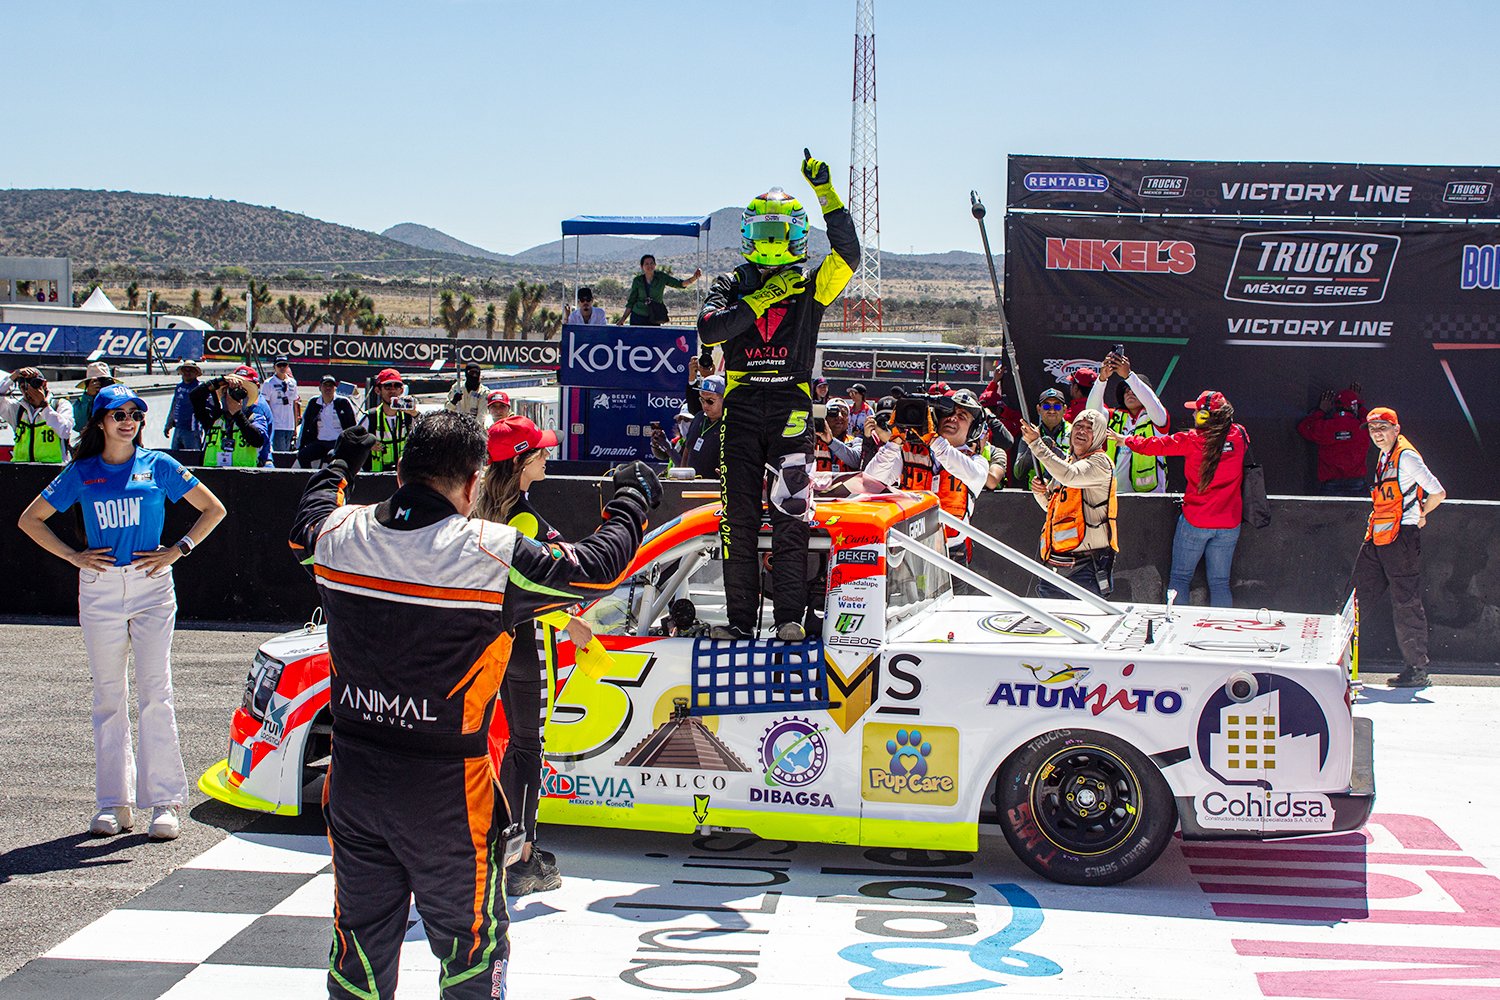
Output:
[1035, 549, 1114, 600]
[325, 736, 508, 1000]
[720, 385, 813, 633]
[1353, 529, 1429, 668]
[298, 439, 337, 469]
[499, 623, 545, 843]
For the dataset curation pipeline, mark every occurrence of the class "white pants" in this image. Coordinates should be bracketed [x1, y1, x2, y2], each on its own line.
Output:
[78, 564, 188, 809]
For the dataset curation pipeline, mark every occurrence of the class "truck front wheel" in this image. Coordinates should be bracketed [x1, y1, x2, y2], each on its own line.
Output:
[995, 729, 1176, 886]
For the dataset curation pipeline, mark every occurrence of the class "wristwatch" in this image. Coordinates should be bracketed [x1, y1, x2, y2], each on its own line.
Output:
[177, 538, 195, 557]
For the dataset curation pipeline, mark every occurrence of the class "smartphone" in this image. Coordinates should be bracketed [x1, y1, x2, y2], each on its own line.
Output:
[1111, 343, 1125, 358]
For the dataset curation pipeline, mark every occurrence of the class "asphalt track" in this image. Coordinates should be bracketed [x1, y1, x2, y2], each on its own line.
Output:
[1, 622, 1497, 998]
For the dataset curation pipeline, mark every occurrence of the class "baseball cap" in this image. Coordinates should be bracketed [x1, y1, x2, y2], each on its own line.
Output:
[274, 356, 289, 365]
[1365, 405, 1399, 426]
[950, 388, 983, 416]
[75, 361, 116, 389]
[487, 415, 558, 462]
[698, 375, 726, 397]
[928, 381, 953, 396]
[827, 397, 850, 413]
[813, 376, 828, 388]
[375, 368, 404, 386]
[1335, 389, 1361, 410]
[231, 364, 260, 385]
[1068, 368, 1098, 389]
[92, 383, 149, 415]
[1185, 390, 1229, 413]
[850, 382, 868, 395]
[487, 389, 510, 407]
[320, 374, 337, 385]
[1038, 387, 1065, 404]
[464, 361, 482, 371]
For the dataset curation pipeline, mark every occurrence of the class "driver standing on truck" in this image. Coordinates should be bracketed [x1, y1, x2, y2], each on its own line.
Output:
[289, 412, 660, 1000]
[697, 149, 860, 641]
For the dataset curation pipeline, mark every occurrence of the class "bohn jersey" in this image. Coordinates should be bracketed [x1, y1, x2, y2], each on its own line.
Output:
[42, 450, 200, 566]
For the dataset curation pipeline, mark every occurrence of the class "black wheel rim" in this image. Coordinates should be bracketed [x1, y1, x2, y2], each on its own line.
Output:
[1030, 745, 1143, 856]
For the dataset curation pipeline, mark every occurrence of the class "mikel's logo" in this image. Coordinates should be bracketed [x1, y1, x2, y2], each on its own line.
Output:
[1444, 181, 1493, 205]
[1045, 238, 1196, 274]
[1023, 171, 1109, 193]
[1224, 231, 1400, 307]
[1138, 175, 1187, 198]
[1195, 672, 1332, 790]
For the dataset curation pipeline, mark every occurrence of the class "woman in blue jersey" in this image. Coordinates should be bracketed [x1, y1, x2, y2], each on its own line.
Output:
[18, 384, 226, 840]
[473, 415, 593, 897]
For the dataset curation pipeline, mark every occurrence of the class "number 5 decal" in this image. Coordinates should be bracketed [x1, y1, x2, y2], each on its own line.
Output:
[783, 410, 809, 438]
[545, 646, 655, 762]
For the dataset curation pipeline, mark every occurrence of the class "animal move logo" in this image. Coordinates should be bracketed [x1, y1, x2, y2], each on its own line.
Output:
[1021, 662, 1092, 686]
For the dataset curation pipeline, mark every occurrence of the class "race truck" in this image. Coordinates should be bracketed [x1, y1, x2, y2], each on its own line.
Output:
[201, 493, 1374, 886]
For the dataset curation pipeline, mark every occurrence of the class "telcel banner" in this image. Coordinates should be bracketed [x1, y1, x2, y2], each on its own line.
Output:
[559, 324, 696, 391]
[0, 324, 205, 364]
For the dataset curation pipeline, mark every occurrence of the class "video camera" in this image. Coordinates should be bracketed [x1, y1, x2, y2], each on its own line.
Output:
[892, 393, 958, 433]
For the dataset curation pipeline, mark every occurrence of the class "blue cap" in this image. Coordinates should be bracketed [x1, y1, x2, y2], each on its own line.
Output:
[698, 374, 726, 396]
[92, 383, 149, 416]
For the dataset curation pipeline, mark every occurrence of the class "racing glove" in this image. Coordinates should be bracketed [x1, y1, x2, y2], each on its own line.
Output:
[802, 147, 844, 213]
[613, 460, 663, 510]
[332, 425, 377, 475]
[742, 269, 805, 317]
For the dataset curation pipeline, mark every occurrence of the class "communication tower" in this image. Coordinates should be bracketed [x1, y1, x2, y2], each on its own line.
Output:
[844, 0, 882, 332]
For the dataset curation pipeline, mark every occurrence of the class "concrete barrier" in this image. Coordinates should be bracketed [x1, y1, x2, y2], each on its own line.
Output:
[2, 464, 1495, 667]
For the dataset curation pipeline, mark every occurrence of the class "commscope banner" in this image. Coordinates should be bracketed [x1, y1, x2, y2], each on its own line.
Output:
[1008, 154, 1500, 219]
[203, 331, 560, 373]
[1003, 209, 1500, 498]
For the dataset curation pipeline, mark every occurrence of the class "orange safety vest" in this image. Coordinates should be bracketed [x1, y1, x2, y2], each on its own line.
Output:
[1041, 477, 1118, 560]
[815, 435, 857, 473]
[899, 437, 933, 492]
[1366, 439, 1424, 545]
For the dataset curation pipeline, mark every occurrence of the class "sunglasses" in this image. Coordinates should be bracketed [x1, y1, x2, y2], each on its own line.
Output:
[109, 409, 146, 423]
[1040, 402, 1065, 411]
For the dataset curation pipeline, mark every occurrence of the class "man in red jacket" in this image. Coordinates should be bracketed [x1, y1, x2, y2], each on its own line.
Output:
[1297, 385, 1368, 496]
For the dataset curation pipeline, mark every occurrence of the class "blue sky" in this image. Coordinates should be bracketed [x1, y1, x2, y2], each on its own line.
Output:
[10, 1, 1499, 256]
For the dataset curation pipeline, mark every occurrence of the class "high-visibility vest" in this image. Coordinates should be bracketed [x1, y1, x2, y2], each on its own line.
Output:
[369, 406, 411, 473]
[203, 417, 262, 468]
[815, 433, 857, 473]
[11, 408, 65, 463]
[1041, 476, 1118, 560]
[935, 441, 996, 543]
[1107, 409, 1164, 493]
[1366, 440, 1424, 545]
[899, 437, 933, 492]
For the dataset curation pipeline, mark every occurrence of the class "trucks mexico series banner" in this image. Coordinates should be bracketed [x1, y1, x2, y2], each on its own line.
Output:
[1008, 155, 1500, 219]
[1003, 209, 1500, 498]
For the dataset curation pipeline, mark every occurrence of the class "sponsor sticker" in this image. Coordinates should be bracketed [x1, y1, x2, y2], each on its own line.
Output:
[1024, 172, 1109, 193]
[1224, 231, 1400, 307]
[1194, 790, 1334, 832]
[988, 663, 1183, 717]
[1138, 175, 1188, 198]
[1195, 672, 1333, 789]
[861, 723, 958, 805]
[1444, 181, 1493, 205]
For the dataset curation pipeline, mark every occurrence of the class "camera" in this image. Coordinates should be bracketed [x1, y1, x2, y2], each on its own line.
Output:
[390, 396, 416, 411]
[227, 385, 249, 403]
[812, 401, 827, 433]
[1111, 343, 1125, 358]
[17, 376, 45, 390]
[893, 393, 957, 432]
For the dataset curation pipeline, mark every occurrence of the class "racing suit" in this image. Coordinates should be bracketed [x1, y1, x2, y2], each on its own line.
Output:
[290, 460, 647, 1000]
[698, 211, 859, 634]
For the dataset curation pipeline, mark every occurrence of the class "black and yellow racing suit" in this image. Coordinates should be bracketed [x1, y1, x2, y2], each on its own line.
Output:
[697, 209, 859, 634]
[290, 460, 646, 1000]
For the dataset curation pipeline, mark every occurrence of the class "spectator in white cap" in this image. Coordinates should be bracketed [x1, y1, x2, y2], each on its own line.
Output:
[264, 357, 302, 453]
[162, 361, 204, 453]
[72, 362, 117, 440]
[298, 374, 358, 468]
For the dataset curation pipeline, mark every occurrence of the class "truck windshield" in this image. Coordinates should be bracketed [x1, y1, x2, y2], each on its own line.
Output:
[886, 512, 951, 627]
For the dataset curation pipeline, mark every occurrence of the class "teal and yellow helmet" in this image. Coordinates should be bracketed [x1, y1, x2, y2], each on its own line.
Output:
[740, 187, 808, 266]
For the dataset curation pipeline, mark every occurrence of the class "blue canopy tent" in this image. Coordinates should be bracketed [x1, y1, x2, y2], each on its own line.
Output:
[559, 214, 713, 314]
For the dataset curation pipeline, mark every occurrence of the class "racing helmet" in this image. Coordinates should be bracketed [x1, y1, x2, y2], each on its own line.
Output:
[741, 187, 809, 266]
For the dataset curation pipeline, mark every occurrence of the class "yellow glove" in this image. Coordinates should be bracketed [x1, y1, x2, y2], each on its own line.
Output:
[802, 148, 844, 213]
[742, 269, 806, 317]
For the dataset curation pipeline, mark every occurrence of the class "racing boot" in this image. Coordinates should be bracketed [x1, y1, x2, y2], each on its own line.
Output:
[1388, 664, 1431, 688]
[709, 625, 752, 641]
[507, 852, 562, 896]
[774, 622, 806, 642]
[89, 807, 133, 837]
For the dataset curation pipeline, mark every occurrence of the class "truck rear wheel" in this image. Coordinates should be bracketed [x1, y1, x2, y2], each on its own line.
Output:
[995, 729, 1176, 886]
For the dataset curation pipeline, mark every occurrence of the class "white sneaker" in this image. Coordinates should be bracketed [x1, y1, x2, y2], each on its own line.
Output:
[148, 806, 181, 841]
[90, 807, 133, 836]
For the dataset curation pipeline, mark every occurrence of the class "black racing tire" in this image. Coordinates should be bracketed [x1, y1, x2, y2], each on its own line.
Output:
[995, 728, 1176, 886]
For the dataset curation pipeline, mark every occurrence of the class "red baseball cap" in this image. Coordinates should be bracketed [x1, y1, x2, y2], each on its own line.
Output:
[231, 364, 260, 385]
[487, 415, 558, 462]
[487, 390, 511, 407]
[1334, 389, 1361, 410]
[1185, 390, 1229, 413]
[375, 368, 404, 385]
[1068, 368, 1098, 389]
[928, 381, 953, 396]
[1365, 406, 1399, 425]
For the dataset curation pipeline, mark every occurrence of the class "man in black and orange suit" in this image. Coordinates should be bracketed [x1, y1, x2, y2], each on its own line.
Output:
[290, 412, 659, 1000]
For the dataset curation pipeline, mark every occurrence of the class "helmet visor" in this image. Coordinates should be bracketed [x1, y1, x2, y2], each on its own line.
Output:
[743, 219, 792, 242]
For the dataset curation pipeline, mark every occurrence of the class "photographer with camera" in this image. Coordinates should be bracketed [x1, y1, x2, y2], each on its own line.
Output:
[290, 413, 660, 1000]
[1021, 407, 1117, 598]
[1088, 349, 1170, 494]
[815, 398, 861, 472]
[362, 368, 416, 473]
[651, 374, 725, 478]
[190, 364, 273, 468]
[697, 149, 859, 642]
[1, 366, 74, 463]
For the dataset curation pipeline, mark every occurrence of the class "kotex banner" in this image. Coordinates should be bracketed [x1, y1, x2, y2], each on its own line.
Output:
[559, 323, 695, 391]
[572, 387, 686, 463]
[1009, 154, 1500, 219]
[0, 324, 204, 364]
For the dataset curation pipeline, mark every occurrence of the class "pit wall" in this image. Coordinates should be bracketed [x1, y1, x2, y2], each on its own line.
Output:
[1, 464, 1494, 668]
